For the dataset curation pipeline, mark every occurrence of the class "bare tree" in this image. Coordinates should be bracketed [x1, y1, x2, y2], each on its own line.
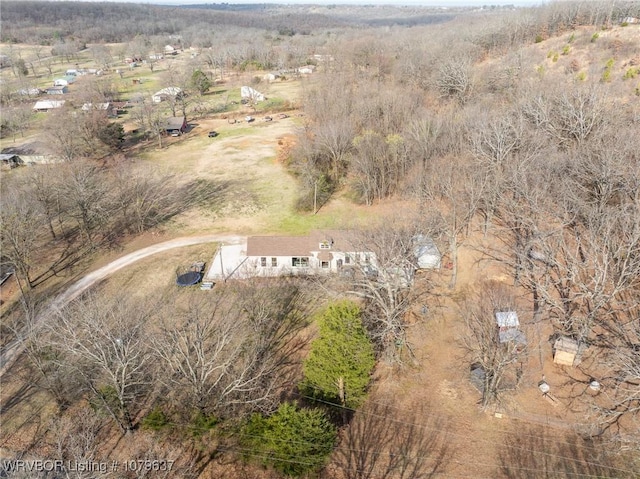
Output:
[458, 281, 527, 409]
[520, 84, 607, 148]
[49, 407, 107, 479]
[0, 186, 44, 289]
[435, 57, 474, 103]
[152, 280, 309, 418]
[47, 294, 155, 434]
[338, 217, 439, 363]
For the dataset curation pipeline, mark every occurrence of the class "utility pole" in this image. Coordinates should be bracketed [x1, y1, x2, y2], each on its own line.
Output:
[313, 179, 318, 215]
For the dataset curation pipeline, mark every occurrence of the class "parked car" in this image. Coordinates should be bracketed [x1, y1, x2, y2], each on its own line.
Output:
[278, 113, 289, 119]
[245, 116, 255, 123]
[208, 131, 218, 138]
[264, 116, 273, 122]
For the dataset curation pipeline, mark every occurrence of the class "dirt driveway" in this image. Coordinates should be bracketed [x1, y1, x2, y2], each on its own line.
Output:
[0, 234, 244, 377]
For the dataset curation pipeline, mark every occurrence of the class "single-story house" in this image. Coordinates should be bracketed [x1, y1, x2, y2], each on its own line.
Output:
[263, 72, 282, 82]
[240, 86, 265, 102]
[149, 53, 164, 60]
[152, 87, 183, 103]
[33, 100, 65, 111]
[16, 87, 42, 96]
[53, 75, 75, 87]
[164, 116, 187, 135]
[81, 102, 111, 111]
[205, 230, 378, 282]
[297, 65, 315, 75]
[164, 45, 178, 55]
[65, 69, 78, 76]
[45, 86, 68, 95]
[203, 230, 440, 285]
[0, 154, 24, 170]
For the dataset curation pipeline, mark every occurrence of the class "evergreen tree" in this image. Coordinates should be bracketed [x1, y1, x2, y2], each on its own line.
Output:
[301, 300, 375, 408]
[241, 402, 336, 477]
[190, 69, 211, 95]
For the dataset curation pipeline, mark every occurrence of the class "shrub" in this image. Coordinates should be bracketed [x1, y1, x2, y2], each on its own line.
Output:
[576, 71, 587, 82]
[141, 406, 169, 431]
[187, 410, 218, 437]
[601, 58, 615, 82]
[623, 67, 640, 80]
[591, 32, 600, 43]
[552, 53, 559, 63]
[568, 33, 575, 43]
[535, 34, 544, 43]
[562, 45, 571, 56]
[241, 403, 336, 477]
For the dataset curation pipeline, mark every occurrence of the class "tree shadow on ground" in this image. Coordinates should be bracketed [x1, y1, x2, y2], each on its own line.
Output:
[497, 423, 636, 479]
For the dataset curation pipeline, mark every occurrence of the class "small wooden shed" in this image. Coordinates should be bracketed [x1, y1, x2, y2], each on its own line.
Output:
[553, 336, 579, 366]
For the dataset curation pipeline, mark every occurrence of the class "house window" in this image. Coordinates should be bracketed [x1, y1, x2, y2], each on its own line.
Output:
[260, 257, 267, 267]
[292, 257, 309, 267]
[321, 261, 330, 269]
[271, 257, 278, 267]
[344, 255, 351, 265]
[319, 241, 331, 250]
[355, 253, 360, 263]
[364, 254, 371, 264]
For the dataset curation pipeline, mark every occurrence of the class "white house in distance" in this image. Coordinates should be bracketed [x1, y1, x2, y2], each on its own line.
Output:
[33, 100, 65, 111]
[152, 87, 183, 103]
[240, 85, 265, 102]
[202, 230, 441, 287]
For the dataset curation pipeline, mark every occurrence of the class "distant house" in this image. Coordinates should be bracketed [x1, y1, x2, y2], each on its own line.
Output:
[53, 75, 75, 86]
[82, 102, 117, 117]
[240, 85, 265, 102]
[263, 72, 281, 82]
[81, 102, 111, 111]
[297, 65, 315, 75]
[164, 116, 187, 135]
[65, 69, 78, 76]
[622, 16, 639, 24]
[33, 100, 65, 111]
[149, 53, 164, 60]
[16, 87, 42, 97]
[0, 154, 24, 170]
[46, 86, 68, 95]
[164, 45, 178, 55]
[152, 87, 183, 103]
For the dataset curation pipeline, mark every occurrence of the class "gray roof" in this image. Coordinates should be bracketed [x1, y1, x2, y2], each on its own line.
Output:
[164, 116, 185, 129]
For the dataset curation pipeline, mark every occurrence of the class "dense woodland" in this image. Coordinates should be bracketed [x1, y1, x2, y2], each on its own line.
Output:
[1, 1, 640, 477]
